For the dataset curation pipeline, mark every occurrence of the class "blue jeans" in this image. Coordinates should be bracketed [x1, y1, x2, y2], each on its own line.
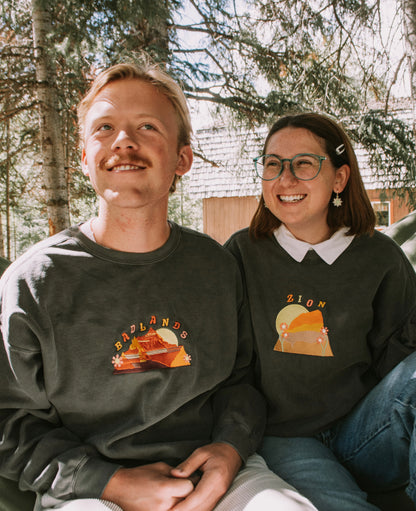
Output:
[259, 351, 416, 511]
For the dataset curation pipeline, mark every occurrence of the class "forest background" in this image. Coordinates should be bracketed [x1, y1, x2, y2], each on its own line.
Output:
[1, 0, 416, 260]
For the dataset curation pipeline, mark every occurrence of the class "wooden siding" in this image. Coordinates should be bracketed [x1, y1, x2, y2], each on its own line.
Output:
[204, 196, 259, 244]
[366, 189, 411, 226]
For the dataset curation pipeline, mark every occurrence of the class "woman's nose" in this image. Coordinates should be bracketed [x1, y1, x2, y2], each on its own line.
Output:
[278, 162, 297, 184]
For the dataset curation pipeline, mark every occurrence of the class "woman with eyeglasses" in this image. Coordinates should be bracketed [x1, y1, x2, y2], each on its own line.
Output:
[225, 112, 416, 510]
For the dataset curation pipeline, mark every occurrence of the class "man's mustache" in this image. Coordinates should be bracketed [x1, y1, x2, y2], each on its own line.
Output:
[99, 155, 152, 171]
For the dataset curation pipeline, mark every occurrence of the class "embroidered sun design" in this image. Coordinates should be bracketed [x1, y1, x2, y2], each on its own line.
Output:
[112, 355, 123, 368]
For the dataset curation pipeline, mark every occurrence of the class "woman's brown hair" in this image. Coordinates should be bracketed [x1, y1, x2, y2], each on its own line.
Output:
[250, 112, 376, 238]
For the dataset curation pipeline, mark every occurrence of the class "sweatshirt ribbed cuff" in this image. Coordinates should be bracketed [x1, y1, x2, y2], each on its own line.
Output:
[73, 457, 121, 499]
[213, 423, 257, 463]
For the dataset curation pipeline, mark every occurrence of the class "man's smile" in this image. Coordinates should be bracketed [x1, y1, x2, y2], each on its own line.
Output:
[108, 164, 146, 172]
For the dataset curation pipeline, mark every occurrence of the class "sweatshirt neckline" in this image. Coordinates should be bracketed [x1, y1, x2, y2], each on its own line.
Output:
[70, 222, 181, 265]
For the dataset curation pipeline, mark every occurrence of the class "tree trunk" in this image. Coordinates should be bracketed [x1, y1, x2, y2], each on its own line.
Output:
[0, 210, 4, 260]
[4, 113, 10, 260]
[402, 0, 416, 134]
[31, 0, 70, 235]
[4, 65, 11, 260]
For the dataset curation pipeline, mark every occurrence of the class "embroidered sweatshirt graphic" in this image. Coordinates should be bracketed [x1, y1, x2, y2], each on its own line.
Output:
[113, 327, 191, 373]
[274, 305, 333, 357]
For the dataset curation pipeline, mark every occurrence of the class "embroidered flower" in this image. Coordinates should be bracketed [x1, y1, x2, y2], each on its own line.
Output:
[112, 355, 123, 368]
[184, 354, 192, 363]
[316, 336, 324, 344]
[320, 326, 329, 335]
[280, 323, 288, 331]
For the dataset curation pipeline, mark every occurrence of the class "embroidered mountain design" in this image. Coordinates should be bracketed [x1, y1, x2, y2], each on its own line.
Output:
[113, 327, 191, 374]
[274, 305, 333, 357]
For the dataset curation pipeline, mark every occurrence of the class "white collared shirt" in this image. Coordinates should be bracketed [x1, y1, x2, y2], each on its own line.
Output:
[274, 224, 355, 264]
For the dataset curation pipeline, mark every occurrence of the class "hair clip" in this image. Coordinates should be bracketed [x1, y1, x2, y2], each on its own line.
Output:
[335, 144, 345, 155]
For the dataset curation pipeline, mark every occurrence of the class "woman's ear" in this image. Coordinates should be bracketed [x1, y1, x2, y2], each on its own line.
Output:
[334, 164, 350, 193]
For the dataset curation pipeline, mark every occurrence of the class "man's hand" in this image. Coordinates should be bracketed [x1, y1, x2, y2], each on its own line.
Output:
[170, 442, 243, 511]
[101, 462, 194, 511]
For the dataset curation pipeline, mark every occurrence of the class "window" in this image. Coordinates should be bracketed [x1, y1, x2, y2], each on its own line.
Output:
[372, 201, 391, 229]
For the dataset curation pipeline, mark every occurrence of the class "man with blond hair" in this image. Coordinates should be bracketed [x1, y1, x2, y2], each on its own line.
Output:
[0, 61, 316, 511]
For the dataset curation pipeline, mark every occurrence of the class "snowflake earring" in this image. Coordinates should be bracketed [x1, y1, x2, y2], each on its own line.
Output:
[332, 192, 342, 207]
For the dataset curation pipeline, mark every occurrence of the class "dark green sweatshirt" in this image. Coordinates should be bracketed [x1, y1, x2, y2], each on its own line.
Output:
[0, 256, 9, 275]
[0, 223, 265, 509]
[226, 228, 416, 437]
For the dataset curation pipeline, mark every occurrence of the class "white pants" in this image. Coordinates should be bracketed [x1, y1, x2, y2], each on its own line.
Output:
[48, 454, 317, 511]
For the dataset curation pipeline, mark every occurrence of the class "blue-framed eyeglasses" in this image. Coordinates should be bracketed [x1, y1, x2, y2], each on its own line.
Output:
[253, 153, 326, 181]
